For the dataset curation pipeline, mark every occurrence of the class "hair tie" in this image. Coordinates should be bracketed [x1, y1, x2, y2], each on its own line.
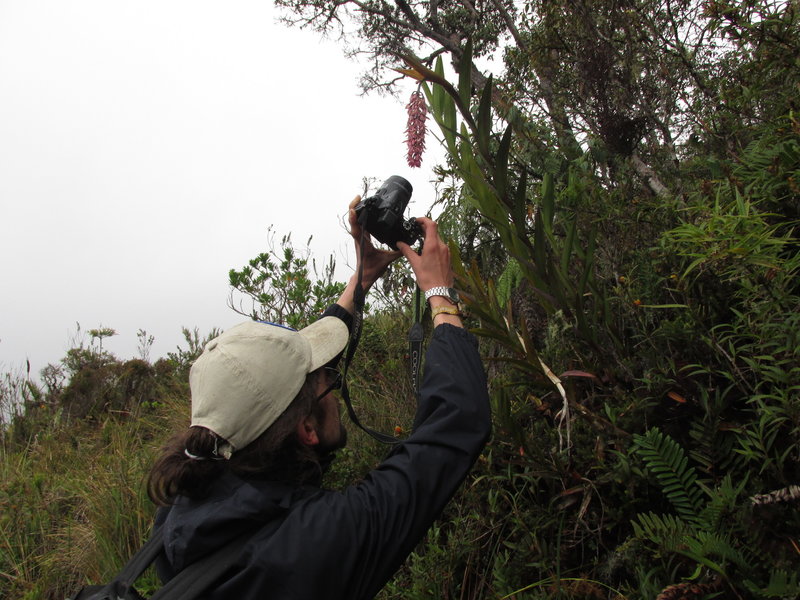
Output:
[184, 448, 208, 461]
[183, 428, 230, 461]
[184, 447, 227, 461]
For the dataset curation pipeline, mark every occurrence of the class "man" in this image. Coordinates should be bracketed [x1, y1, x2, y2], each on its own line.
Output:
[147, 196, 491, 599]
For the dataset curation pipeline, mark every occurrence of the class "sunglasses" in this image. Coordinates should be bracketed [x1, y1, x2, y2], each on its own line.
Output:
[315, 366, 343, 402]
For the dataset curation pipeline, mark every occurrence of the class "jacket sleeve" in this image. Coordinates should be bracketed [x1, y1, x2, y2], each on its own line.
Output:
[321, 303, 353, 331]
[323, 323, 492, 599]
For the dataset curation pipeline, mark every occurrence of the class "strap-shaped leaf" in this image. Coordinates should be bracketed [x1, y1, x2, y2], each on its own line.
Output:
[458, 132, 507, 225]
[476, 75, 493, 158]
[495, 123, 513, 201]
[511, 170, 529, 244]
[560, 217, 577, 277]
[533, 205, 547, 283]
[432, 57, 446, 121]
[540, 173, 555, 235]
[422, 82, 457, 156]
[533, 175, 555, 283]
[577, 225, 597, 299]
[435, 57, 458, 140]
[458, 39, 473, 109]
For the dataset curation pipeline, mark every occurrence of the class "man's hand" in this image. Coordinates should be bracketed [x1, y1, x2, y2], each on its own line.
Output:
[348, 196, 402, 289]
[396, 218, 453, 291]
[336, 196, 402, 314]
[397, 218, 463, 328]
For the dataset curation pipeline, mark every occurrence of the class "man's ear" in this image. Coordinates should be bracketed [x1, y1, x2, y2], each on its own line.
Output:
[296, 417, 319, 447]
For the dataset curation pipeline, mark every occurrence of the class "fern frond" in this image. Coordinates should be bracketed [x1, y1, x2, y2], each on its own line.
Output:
[683, 531, 748, 570]
[754, 569, 800, 598]
[634, 428, 705, 524]
[495, 259, 523, 307]
[688, 387, 745, 476]
[632, 512, 691, 551]
[697, 474, 747, 530]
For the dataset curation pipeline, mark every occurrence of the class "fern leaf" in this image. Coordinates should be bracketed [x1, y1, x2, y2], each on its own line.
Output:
[496, 259, 523, 308]
[683, 531, 748, 570]
[632, 512, 691, 551]
[634, 428, 705, 524]
[752, 569, 800, 598]
[697, 474, 747, 530]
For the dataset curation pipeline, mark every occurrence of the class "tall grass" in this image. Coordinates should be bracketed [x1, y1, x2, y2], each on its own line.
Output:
[0, 397, 187, 599]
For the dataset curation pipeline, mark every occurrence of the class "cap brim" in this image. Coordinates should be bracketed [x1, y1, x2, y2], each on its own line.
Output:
[298, 316, 349, 372]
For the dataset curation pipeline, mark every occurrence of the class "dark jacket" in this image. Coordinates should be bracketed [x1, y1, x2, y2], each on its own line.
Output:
[155, 323, 491, 600]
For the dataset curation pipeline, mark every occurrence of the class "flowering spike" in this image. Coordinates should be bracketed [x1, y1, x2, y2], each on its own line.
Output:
[405, 90, 427, 168]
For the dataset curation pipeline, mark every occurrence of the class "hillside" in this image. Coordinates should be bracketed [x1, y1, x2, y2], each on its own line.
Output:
[3, 1, 800, 597]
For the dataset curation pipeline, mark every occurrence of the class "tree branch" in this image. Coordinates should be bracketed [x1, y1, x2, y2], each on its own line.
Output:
[488, 0, 526, 50]
[631, 152, 671, 197]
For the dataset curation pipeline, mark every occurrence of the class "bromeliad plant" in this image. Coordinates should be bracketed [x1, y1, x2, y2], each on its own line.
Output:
[398, 47, 626, 438]
[400, 48, 606, 321]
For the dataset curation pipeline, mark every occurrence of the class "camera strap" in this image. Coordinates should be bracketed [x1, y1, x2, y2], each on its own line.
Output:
[337, 215, 401, 445]
[408, 287, 424, 394]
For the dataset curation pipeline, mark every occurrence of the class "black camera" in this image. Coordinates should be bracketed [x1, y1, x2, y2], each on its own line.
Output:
[354, 176, 422, 250]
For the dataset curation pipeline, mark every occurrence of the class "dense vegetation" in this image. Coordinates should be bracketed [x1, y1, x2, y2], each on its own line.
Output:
[2, 0, 799, 598]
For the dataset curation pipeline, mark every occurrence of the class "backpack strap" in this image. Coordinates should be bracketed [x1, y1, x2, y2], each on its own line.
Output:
[73, 525, 253, 600]
[70, 526, 167, 600]
[103, 525, 169, 598]
[150, 530, 252, 600]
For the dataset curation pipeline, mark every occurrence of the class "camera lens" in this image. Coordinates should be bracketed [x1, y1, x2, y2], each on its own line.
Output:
[378, 176, 413, 199]
[355, 175, 416, 249]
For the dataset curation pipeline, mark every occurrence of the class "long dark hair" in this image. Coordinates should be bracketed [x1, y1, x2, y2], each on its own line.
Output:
[148, 369, 324, 506]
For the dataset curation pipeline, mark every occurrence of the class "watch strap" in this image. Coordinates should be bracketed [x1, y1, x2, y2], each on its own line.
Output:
[425, 286, 458, 303]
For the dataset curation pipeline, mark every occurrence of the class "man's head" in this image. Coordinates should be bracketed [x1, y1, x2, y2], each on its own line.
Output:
[188, 317, 349, 458]
[299, 365, 348, 454]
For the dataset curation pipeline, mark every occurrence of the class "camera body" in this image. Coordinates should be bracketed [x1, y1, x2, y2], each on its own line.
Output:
[355, 176, 422, 250]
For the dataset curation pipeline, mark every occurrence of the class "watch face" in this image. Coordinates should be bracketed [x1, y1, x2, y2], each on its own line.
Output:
[448, 288, 460, 303]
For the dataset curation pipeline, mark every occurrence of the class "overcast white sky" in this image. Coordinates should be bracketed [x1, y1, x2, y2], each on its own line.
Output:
[0, 1, 445, 377]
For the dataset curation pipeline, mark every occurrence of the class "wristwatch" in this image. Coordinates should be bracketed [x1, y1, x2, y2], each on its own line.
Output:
[424, 286, 460, 305]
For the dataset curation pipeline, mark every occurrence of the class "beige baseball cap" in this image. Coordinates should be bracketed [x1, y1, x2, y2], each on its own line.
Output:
[188, 316, 349, 457]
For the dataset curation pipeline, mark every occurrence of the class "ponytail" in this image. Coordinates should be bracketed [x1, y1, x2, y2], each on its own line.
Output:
[147, 427, 226, 506]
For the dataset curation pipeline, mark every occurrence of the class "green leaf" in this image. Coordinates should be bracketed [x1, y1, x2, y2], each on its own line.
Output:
[561, 217, 577, 275]
[432, 57, 446, 117]
[495, 123, 513, 201]
[638, 303, 689, 309]
[458, 39, 473, 109]
[533, 202, 547, 282]
[540, 173, 555, 234]
[511, 169, 529, 243]
[634, 428, 705, 524]
[496, 259, 523, 307]
[476, 75, 493, 158]
[436, 56, 456, 140]
[577, 226, 597, 298]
